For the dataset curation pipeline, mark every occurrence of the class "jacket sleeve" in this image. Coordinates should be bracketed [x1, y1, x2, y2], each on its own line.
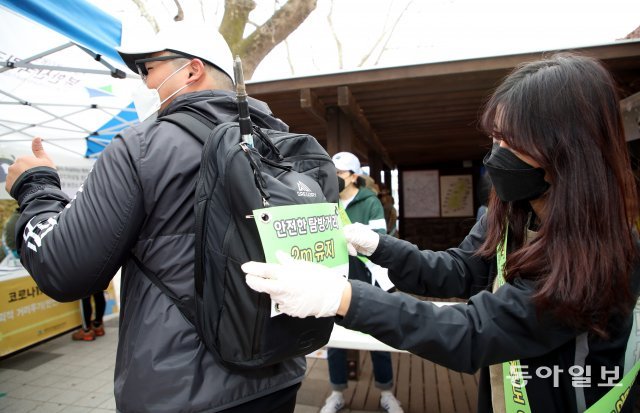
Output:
[368, 216, 491, 298]
[366, 196, 386, 235]
[338, 279, 577, 374]
[12, 134, 145, 302]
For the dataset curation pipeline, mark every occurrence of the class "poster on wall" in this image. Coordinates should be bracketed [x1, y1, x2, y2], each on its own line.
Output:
[621, 91, 640, 141]
[440, 175, 474, 217]
[402, 170, 439, 218]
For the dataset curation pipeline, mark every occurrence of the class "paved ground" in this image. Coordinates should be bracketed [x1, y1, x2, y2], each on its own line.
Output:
[1, 317, 638, 413]
[0, 317, 381, 413]
[0, 317, 118, 412]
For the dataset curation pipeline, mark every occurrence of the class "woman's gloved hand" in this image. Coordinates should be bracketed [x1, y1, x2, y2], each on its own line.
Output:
[343, 223, 380, 256]
[243, 251, 349, 318]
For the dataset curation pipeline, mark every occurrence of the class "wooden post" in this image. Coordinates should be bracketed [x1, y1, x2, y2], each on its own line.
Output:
[384, 169, 392, 190]
[326, 107, 340, 156]
[326, 106, 355, 155]
[368, 150, 383, 186]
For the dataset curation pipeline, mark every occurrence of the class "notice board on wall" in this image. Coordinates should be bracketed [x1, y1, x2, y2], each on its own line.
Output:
[402, 170, 440, 218]
[440, 175, 474, 217]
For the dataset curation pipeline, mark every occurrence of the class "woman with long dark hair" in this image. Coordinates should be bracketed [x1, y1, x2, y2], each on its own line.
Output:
[243, 53, 640, 412]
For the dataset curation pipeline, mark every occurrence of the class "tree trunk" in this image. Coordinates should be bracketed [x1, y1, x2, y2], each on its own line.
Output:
[625, 25, 640, 39]
[131, 0, 317, 80]
[220, 0, 317, 79]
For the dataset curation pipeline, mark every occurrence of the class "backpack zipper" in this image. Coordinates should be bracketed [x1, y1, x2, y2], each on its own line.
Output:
[194, 124, 234, 298]
[284, 154, 332, 162]
[222, 145, 268, 360]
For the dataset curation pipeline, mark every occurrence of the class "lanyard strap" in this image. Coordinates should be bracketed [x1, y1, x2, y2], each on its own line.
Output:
[496, 228, 640, 412]
[496, 230, 532, 413]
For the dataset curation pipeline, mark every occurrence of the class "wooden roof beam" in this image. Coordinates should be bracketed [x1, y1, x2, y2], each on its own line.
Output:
[300, 88, 327, 124]
[337, 86, 394, 169]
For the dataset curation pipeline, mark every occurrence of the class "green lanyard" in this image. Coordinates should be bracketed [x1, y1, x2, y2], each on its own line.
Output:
[496, 229, 640, 412]
[496, 231, 532, 413]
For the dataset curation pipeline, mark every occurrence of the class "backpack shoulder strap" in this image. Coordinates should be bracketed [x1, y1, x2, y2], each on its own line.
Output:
[161, 111, 216, 145]
[130, 254, 196, 326]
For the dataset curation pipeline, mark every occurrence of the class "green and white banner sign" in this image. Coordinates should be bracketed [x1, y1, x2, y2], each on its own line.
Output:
[253, 203, 349, 317]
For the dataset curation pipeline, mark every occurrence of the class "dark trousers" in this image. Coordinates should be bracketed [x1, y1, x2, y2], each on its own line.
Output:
[327, 348, 394, 390]
[220, 383, 300, 413]
[80, 291, 106, 330]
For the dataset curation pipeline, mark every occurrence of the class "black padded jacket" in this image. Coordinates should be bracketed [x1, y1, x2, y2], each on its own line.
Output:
[338, 216, 640, 412]
[11, 90, 305, 412]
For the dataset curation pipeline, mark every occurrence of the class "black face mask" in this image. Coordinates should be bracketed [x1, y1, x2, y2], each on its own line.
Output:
[337, 176, 346, 193]
[483, 143, 549, 202]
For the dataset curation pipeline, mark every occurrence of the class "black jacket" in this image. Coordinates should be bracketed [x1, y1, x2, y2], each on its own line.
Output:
[338, 215, 640, 412]
[11, 90, 305, 412]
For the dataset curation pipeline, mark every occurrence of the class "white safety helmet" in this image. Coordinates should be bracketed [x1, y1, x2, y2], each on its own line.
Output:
[117, 22, 234, 81]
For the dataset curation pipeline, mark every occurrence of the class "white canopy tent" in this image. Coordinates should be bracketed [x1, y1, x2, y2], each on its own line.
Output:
[0, 0, 139, 198]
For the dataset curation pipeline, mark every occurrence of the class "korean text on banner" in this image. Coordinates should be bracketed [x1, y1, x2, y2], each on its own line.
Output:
[253, 203, 349, 317]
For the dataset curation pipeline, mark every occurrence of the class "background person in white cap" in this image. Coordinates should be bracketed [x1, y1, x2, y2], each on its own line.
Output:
[321, 152, 403, 413]
[5, 22, 303, 413]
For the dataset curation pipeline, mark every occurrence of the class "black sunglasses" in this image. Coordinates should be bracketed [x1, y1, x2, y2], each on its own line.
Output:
[134, 54, 191, 80]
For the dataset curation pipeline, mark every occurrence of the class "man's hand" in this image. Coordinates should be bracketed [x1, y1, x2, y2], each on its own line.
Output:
[243, 251, 350, 318]
[6, 138, 56, 193]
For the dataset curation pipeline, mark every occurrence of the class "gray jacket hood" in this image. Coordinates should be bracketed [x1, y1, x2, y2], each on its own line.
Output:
[160, 89, 289, 132]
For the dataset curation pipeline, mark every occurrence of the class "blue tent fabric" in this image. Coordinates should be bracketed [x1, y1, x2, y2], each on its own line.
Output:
[86, 87, 114, 98]
[0, 0, 139, 157]
[86, 103, 138, 157]
[0, 0, 124, 66]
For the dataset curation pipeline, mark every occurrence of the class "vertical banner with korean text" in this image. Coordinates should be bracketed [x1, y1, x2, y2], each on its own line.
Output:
[253, 203, 349, 317]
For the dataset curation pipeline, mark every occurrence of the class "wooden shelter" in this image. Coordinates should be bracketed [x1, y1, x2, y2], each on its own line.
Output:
[247, 40, 640, 181]
[247, 41, 640, 248]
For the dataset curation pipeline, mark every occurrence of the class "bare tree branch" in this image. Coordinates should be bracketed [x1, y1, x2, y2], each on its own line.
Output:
[327, 0, 343, 69]
[358, 0, 412, 67]
[275, 0, 295, 75]
[130, 0, 160, 33]
[373, 0, 413, 66]
[284, 38, 295, 75]
[239, 0, 317, 79]
[173, 0, 184, 21]
[624, 25, 640, 39]
[199, 0, 206, 22]
[128, 0, 317, 80]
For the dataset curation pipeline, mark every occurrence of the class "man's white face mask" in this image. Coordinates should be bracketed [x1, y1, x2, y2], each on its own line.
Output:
[132, 61, 192, 122]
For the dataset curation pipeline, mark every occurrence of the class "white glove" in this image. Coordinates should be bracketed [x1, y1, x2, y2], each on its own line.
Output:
[242, 251, 349, 318]
[343, 223, 380, 256]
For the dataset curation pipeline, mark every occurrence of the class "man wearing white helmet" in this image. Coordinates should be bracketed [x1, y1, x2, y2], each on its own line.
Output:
[6, 22, 302, 412]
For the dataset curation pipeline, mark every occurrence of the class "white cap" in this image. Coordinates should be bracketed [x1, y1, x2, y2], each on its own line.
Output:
[117, 22, 234, 81]
[332, 152, 362, 174]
